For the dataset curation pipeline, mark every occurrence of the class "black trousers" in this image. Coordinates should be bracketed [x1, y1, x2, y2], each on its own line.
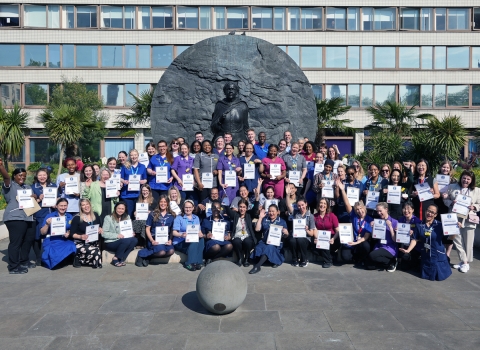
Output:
[231, 236, 255, 261]
[340, 241, 371, 263]
[286, 235, 311, 262]
[398, 248, 421, 271]
[5, 220, 36, 271]
[151, 189, 169, 204]
[315, 237, 341, 264]
[367, 248, 395, 268]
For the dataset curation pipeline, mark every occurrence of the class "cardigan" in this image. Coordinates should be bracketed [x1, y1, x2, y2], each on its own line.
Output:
[82, 181, 117, 216]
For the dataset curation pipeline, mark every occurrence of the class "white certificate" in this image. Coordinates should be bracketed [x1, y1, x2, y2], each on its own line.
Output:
[136, 203, 149, 220]
[436, 174, 450, 193]
[366, 190, 380, 210]
[155, 166, 168, 183]
[243, 163, 255, 180]
[111, 173, 121, 190]
[42, 187, 57, 207]
[314, 163, 324, 176]
[339, 223, 353, 244]
[289, 170, 301, 186]
[396, 223, 411, 244]
[211, 221, 226, 241]
[387, 185, 401, 205]
[185, 224, 199, 243]
[139, 152, 149, 167]
[346, 187, 360, 206]
[270, 163, 281, 178]
[128, 175, 141, 191]
[293, 218, 307, 238]
[452, 194, 472, 217]
[415, 183, 433, 202]
[106, 179, 118, 198]
[182, 174, 194, 191]
[85, 224, 99, 243]
[264, 199, 278, 210]
[17, 189, 34, 209]
[119, 219, 134, 238]
[155, 226, 169, 244]
[65, 176, 79, 195]
[266, 224, 282, 246]
[50, 216, 66, 236]
[316, 230, 331, 250]
[201, 172, 213, 189]
[322, 180, 334, 198]
[170, 201, 181, 215]
[205, 202, 212, 217]
[224, 170, 237, 187]
[372, 219, 387, 240]
[441, 213, 460, 236]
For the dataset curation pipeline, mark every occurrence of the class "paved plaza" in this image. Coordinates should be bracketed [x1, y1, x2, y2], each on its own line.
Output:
[0, 238, 479, 350]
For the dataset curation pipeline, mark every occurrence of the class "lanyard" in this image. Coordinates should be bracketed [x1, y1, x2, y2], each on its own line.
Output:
[156, 155, 167, 167]
[357, 218, 365, 235]
[130, 165, 139, 175]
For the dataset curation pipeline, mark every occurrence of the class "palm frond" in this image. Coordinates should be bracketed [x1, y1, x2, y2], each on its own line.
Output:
[114, 89, 153, 136]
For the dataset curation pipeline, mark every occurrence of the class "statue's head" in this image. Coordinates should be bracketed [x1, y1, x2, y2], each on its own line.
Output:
[223, 82, 239, 100]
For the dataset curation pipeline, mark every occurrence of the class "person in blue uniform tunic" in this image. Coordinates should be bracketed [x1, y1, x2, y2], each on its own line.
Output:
[201, 200, 233, 263]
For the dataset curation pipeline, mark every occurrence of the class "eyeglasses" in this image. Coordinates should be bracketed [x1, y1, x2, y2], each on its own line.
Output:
[381, 169, 390, 172]
[426, 210, 437, 215]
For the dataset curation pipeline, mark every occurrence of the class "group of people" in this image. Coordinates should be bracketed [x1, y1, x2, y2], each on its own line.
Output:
[1, 129, 478, 281]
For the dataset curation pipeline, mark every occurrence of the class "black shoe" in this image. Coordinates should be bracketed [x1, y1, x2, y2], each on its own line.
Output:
[143, 258, 149, 267]
[20, 262, 36, 269]
[184, 264, 196, 271]
[291, 261, 299, 267]
[272, 264, 279, 268]
[97, 264, 102, 269]
[9, 267, 28, 274]
[299, 260, 309, 268]
[249, 266, 261, 274]
[73, 256, 81, 268]
[235, 259, 242, 267]
[195, 263, 202, 271]
[135, 255, 144, 267]
[205, 259, 212, 266]
[322, 262, 332, 268]
[243, 261, 250, 267]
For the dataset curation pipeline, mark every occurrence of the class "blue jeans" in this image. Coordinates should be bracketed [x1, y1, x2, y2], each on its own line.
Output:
[174, 238, 205, 265]
[104, 237, 138, 261]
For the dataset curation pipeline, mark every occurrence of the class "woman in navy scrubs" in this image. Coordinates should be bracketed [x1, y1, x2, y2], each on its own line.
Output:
[201, 200, 233, 264]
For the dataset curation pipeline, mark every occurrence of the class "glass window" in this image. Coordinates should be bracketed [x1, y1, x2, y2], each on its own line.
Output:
[400, 8, 419, 30]
[434, 85, 446, 107]
[86, 84, 98, 94]
[64, 5, 74, 28]
[362, 46, 373, 69]
[447, 47, 469, 68]
[375, 47, 395, 68]
[125, 84, 137, 106]
[278, 46, 286, 52]
[301, 8, 322, 29]
[436, 8, 446, 31]
[139, 84, 150, 95]
[325, 47, 346, 68]
[474, 9, 480, 30]
[435, 46, 446, 69]
[125, 45, 136, 68]
[178, 7, 199, 29]
[447, 85, 469, 106]
[274, 8, 286, 30]
[102, 45, 122, 67]
[348, 85, 360, 107]
[301, 46, 322, 68]
[252, 7, 273, 29]
[176, 46, 190, 56]
[375, 85, 396, 104]
[399, 47, 420, 68]
[152, 46, 173, 67]
[421, 85, 433, 107]
[30, 138, 58, 163]
[311, 85, 322, 99]
[62, 45, 74, 68]
[473, 47, 480, 68]
[25, 45, 47, 67]
[0, 4, 19, 27]
[347, 8, 360, 30]
[326, 85, 347, 101]
[141, 7, 150, 29]
[102, 84, 125, 106]
[327, 8, 345, 30]
[48, 45, 60, 68]
[362, 85, 373, 106]
[152, 6, 173, 28]
[25, 84, 48, 106]
[421, 46, 433, 69]
[214, 7, 225, 29]
[348, 46, 360, 69]
[421, 8, 433, 31]
[200, 6, 211, 29]
[101, 6, 123, 28]
[76, 45, 98, 67]
[48, 5, 60, 28]
[124, 6, 135, 29]
[289, 8, 300, 30]
[0, 83, 21, 106]
[472, 85, 480, 106]
[226, 7, 248, 29]
[374, 8, 396, 30]
[105, 139, 134, 158]
[24, 5, 46, 27]
[400, 85, 420, 105]
[362, 8, 373, 30]
[77, 6, 97, 28]
[0, 44, 21, 66]
[288, 46, 300, 66]
[448, 8, 469, 30]
[138, 45, 150, 68]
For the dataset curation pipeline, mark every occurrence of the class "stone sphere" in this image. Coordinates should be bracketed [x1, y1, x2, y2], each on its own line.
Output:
[196, 260, 247, 315]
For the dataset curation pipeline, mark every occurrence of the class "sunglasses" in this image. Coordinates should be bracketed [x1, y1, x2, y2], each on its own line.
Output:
[347, 173, 355, 176]
[381, 169, 389, 173]
[172, 142, 179, 145]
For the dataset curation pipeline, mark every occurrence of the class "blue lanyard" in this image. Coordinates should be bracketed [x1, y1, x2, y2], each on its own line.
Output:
[131, 166, 139, 175]
[156, 155, 167, 167]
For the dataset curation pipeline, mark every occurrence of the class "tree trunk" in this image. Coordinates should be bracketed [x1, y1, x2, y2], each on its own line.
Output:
[57, 145, 65, 178]
[2, 154, 9, 175]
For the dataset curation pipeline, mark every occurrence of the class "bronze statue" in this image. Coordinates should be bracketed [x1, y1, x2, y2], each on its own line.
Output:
[211, 82, 249, 143]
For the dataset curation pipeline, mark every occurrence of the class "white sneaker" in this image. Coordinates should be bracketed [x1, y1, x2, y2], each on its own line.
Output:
[453, 263, 463, 269]
[460, 264, 469, 273]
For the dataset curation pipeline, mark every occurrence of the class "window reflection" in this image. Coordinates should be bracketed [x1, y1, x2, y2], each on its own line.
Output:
[288, 8, 300, 30]
[48, 45, 60, 68]
[101, 6, 123, 28]
[362, 46, 373, 69]
[348, 46, 360, 69]
[421, 8, 433, 30]
[375, 8, 396, 30]
[0, 83, 21, 106]
[362, 85, 373, 107]
[311, 85, 322, 99]
[0, 44, 21, 66]
[252, 7, 273, 29]
[227, 7, 248, 29]
[274, 8, 286, 30]
[102, 45, 123, 67]
[288, 46, 300, 65]
[348, 84, 360, 107]
[447, 85, 469, 106]
[399, 47, 419, 68]
[24, 5, 46, 27]
[400, 85, 420, 105]
[125, 45, 136, 68]
[421, 85, 433, 107]
[375, 47, 395, 68]
[102, 84, 124, 106]
[325, 47, 346, 68]
[448, 9, 469, 30]
[472, 85, 480, 106]
[138, 45, 150, 68]
[435, 46, 446, 69]
[178, 7, 199, 29]
[375, 85, 396, 104]
[447, 47, 469, 68]
[25, 84, 48, 105]
[434, 85, 446, 107]
[421, 46, 433, 69]
[301, 47, 322, 68]
[152, 46, 173, 67]
[199, 7, 211, 29]
[62, 45, 74, 68]
[76, 45, 98, 67]
[347, 8, 360, 30]
[326, 85, 346, 102]
[473, 47, 480, 68]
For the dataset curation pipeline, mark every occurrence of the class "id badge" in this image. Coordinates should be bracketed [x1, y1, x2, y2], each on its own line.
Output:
[424, 243, 431, 250]
[380, 239, 387, 245]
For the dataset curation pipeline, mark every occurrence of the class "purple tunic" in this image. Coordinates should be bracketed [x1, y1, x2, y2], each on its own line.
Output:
[374, 215, 398, 257]
[171, 155, 195, 191]
[216, 155, 241, 204]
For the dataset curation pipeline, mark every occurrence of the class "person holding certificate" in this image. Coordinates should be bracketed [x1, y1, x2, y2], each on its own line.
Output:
[380, 169, 411, 220]
[79, 164, 97, 199]
[304, 152, 325, 211]
[217, 144, 242, 205]
[312, 159, 338, 209]
[39, 198, 77, 269]
[0, 162, 37, 274]
[136, 195, 176, 267]
[146, 140, 174, 203]
[312, 198, 340, 268]
[168, 187, 185, 216]
[120, 149, 148, 218]
[83, 168, 118, 223]
[230, 185, 256, 213]
[396, 201, 423, 271]
[365, 203, 399, 272]
[172, 199, 204, 271]
[362, 163, 389, 218]
[326, 146, 343, 174]
[399, 204, 453, 281]
[57, 158, 81, 216]
[171, 143, 197, 203]
[69, 199, 103, 268]
[286, 196, 316, 267]
[201, 200, 233, 264]
[442, 170, 480, 273]
[239, 142, 261, 195]
[411, 159, 440, 220]
[282, 142, 307, 189]
[132, 184, 157, 248]
[193, 140, 219, 203]
[259, 144, 287, 199]
[249, 204, 288, 274]
[335, 166, 362, 224]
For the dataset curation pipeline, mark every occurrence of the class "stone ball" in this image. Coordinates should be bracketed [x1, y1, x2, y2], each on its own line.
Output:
[196, 260, 247, 315]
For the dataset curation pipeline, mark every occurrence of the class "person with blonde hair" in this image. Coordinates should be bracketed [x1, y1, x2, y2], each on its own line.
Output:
[120, 149, 148, 218]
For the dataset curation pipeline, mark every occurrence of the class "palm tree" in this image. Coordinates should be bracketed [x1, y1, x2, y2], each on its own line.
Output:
[314, 97, 353, 148]
[0, 103, 30, 170]
[365, 101, 433, 136]
[114, 89, 154, 137]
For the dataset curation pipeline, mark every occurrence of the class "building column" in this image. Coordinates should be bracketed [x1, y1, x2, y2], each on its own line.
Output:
[134, 129, 144, 151]
[354, 129, 364, 155]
